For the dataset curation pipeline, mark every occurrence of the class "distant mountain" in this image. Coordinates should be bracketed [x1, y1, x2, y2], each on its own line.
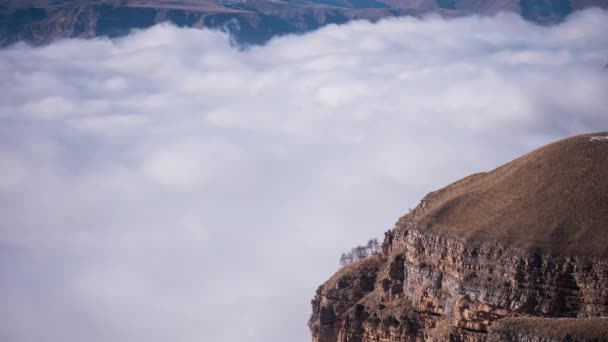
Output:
[1, 0, 607, 46]
[310, 132, 608, 341]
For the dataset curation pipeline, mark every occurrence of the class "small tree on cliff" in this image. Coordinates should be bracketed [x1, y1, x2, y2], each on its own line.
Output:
[367, 238, 380, 255]
[339, 238, 381, 266]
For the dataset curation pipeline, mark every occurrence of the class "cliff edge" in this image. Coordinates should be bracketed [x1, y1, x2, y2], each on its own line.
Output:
[309, 132, 608, 341]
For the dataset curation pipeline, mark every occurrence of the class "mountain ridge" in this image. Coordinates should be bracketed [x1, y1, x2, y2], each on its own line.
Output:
[2, 0, 607, 46]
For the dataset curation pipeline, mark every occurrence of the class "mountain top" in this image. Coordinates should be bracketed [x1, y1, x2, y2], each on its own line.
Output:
[399, 132, 608, 257]
[310, 132, 608, 342]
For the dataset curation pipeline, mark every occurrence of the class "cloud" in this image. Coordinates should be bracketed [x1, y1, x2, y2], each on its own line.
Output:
[0, 9, 607, 342]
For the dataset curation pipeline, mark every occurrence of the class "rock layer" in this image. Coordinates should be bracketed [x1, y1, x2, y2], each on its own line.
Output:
[309, 133, 608, 341]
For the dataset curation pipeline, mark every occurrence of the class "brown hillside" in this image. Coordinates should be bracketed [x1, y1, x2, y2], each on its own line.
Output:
[399, 132, 608, 257]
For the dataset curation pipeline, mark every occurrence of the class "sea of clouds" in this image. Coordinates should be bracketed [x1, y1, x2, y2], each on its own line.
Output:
[0, 9, 607, 342]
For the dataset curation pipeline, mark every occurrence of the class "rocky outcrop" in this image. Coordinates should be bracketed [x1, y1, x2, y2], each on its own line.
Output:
[309, 133, 608, 341]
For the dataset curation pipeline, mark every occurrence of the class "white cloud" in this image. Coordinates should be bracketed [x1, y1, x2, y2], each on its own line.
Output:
[21, 96, 77, 119]
[0, 150, 27, 189]
[139, 139, 242, 191]
[0, 9, 607, 342]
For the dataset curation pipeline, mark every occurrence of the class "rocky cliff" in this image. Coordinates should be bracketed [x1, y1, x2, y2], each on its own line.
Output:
[309, 132, 608, 341]
[1, 0, 607, 46]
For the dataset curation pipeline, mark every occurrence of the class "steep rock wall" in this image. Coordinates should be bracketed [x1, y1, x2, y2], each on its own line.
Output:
[310, 222, 608, 341]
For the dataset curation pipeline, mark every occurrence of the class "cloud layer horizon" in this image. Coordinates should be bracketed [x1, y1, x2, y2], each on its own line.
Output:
[1, 9, 607, 342]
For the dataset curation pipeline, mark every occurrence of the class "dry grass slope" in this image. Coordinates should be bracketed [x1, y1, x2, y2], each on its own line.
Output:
[399, 132, 608, 257]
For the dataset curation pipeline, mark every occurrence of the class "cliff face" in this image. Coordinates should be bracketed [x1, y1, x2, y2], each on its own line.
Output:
[309, 133, 608, 341]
